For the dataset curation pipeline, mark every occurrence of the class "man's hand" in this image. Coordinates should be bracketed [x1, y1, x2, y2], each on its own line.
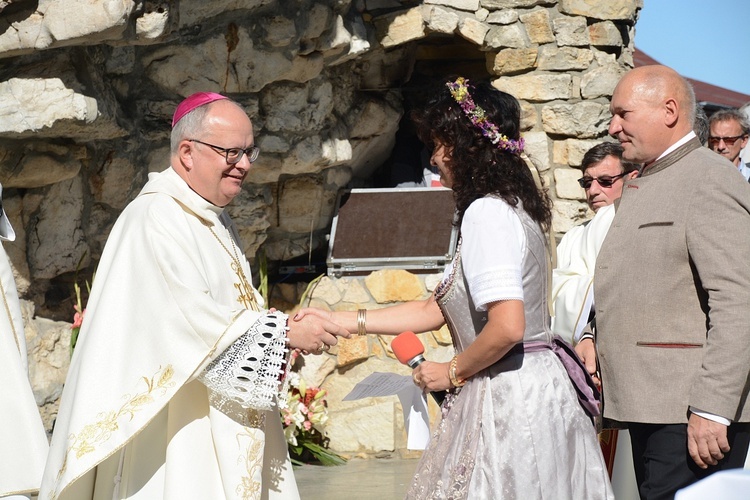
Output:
[287, 309, 349, 354]
[687, 413, 730, 469]
[574, 338, 600, 388]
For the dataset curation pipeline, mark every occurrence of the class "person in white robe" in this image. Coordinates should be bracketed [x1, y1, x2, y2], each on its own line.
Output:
[0, 184, 50, 500]
[39, 93, 347, 500]
[550, 142, 640, 500]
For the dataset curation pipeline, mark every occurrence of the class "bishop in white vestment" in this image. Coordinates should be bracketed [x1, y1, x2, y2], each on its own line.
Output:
[40, 93, 344, 500]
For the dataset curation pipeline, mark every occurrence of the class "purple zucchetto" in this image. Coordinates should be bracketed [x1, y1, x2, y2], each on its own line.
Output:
[171, 92, 228, 128]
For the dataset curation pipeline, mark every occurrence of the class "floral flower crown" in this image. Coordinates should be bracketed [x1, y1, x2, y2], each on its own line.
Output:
[445, 77, 525, 154]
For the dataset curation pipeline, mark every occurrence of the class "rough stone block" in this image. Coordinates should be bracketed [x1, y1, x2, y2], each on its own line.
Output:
[519, 8, 554, 44]
[488, 47, 538, 75]
[560, 0, 637, 21]
[541, 102, 610, 138]
[492, 73, 572, 101]
[553, 15, 589, 47]
[365, 269, 425, 303]
[458, 16, 490, 45]
[554, 167, 586, 200]
[374, 7, 425, 48]
[537, 46, 593, 71]
[589, 21, 622, 47]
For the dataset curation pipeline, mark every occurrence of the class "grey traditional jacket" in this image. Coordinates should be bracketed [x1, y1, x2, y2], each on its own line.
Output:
[596, 137, 750, 424]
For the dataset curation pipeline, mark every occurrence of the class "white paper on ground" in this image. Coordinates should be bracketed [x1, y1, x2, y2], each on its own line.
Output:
[343, 372, 431, 450]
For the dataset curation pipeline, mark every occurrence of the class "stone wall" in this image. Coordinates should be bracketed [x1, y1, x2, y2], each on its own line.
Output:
[0, 0, 641, 446]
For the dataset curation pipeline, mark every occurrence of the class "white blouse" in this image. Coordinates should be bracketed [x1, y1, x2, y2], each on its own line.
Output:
[448, 196, 526, 311]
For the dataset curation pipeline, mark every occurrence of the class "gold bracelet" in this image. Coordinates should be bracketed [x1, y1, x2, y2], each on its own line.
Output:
[357, 309, 367, 336]
[449, 355, 466, 388]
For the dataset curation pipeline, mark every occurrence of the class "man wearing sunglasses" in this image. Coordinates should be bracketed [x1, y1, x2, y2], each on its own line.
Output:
[552, 142, 639, 345]
[708, 108, 750, 182]
[40, 92, 349, 500]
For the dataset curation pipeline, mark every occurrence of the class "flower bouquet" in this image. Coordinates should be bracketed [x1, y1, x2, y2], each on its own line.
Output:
[281, 351, 346, 466]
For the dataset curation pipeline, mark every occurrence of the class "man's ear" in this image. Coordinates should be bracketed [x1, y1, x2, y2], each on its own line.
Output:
[178, 140, 194, 171]
[664, 97, 679, 127]
[626, 170, 638, 180]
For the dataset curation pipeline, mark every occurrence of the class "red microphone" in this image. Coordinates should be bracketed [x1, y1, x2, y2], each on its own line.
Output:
[392, 331, 446, 404]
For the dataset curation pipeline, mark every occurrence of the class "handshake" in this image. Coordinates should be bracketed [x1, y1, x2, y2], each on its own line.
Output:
[285, 307, 351, 355]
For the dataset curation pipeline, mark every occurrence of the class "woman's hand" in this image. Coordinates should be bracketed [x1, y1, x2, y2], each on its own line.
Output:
[412, 361, 452, 393]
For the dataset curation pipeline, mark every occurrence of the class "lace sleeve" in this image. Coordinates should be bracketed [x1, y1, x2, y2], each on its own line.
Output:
[198, 311, 290, 411]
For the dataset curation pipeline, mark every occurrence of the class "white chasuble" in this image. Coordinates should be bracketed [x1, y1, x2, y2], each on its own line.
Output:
[551, 204, 615, 344]
[0, 242, 49, 497]
[40, 168, 298, 500]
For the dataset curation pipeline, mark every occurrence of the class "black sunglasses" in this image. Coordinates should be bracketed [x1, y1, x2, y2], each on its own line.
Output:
[190, 139, 260, 164]
[577, 172, 628, 189]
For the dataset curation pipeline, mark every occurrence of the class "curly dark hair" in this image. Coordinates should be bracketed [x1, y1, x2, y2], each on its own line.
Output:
[411, 78, 552, 230]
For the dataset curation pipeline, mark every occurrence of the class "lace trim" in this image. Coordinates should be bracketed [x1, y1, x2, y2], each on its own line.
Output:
[435, 239, 462, 301]
[467, 265, 523, 310]
[199, 312, 290, 412]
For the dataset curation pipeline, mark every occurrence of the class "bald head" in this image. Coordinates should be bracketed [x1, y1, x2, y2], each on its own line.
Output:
[609, 65, 696, 165]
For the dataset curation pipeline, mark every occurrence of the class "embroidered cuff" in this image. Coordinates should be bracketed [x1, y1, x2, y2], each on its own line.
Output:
[468, 266, 523, 311]
[199, 311, 289, 411]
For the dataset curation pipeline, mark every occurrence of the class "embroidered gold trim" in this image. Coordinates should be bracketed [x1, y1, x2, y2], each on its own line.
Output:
[236, 429, 264, 500]
[55, 365, 175, 487]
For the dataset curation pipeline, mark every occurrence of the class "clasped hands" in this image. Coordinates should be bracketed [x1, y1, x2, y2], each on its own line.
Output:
[286, 307, 349, 355]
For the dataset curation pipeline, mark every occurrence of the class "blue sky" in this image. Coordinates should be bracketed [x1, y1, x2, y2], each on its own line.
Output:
[635, 0, 750, 95]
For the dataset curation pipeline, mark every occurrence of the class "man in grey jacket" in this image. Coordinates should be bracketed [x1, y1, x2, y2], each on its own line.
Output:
[590, 65, 750, 499]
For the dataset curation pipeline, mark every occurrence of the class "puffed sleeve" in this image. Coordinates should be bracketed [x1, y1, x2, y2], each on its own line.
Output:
[460, 197, 526, 311]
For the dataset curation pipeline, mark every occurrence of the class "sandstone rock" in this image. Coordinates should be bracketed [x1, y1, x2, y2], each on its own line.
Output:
[425, 0, 479, 10]
[313, 276, 343, 305]
[520, 100, 538, 131]
[458, 16, 490, 45]
[553, 15, 589, 47]
[365, 269, 425, 303]
[559, 0, 637, 21]
[519, 8, 554, 44]
[581, 63, 623, 99]
[487, 47, 538, 75]
[537, 46, 593, 71]
[424, 6, 460, 34]
[552, 199, 592, 233]
[374, 7, 425, 48]
[493, 73, 572, 101]
[336, 334, 370, 367]
[522, 131, 551, 172]
[486, 10, 519, 25]
[341, 278, 372, 304]
[552, 138, 603, 166]
[589, 21, 622, 47]
[485, 23, 527, 49]
[541, 102, 611, 138]
[554, 167, 586, 200]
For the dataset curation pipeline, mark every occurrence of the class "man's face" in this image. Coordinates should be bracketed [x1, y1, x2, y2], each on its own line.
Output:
[608, 78, 666, 164]
[708, 119, 748, 166]
[581, 155, 630, 211]
[184, 100, 255, 207]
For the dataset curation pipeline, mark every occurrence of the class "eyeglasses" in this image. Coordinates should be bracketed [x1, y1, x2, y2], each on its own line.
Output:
[577, 172, 628, 189]
[708, 135, 747, 147]
[189, 139, 260, 164]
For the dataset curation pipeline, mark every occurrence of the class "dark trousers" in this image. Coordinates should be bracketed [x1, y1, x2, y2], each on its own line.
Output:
[628, 422, 750, 500]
